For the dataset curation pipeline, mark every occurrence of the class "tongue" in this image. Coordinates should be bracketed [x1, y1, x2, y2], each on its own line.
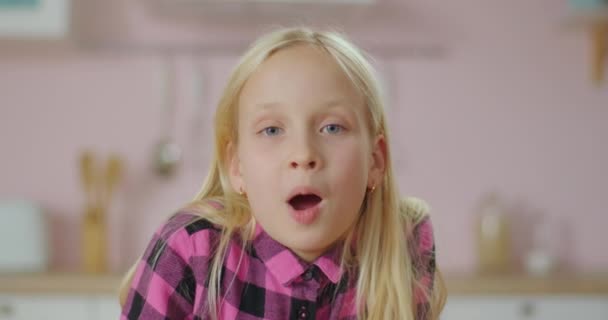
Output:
[290, 194, 321, 210]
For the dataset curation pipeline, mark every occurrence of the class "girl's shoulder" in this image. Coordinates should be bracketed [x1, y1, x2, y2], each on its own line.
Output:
[163, 210, 222, 238]
[401, 198, 439, 319]
[121, 203, 225, 318]
[151, 200, 226, 254]
[400, 196, 431, 226]
[401, 196, 435, 261]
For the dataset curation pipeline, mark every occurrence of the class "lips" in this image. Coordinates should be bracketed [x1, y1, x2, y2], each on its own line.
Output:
[287, 187, 323, 211]
[289, 194, 322, 210]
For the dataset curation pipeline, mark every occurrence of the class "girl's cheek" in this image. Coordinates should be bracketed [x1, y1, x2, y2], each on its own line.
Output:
[256, 139, 282, 153]
[245, 140, 282, 161]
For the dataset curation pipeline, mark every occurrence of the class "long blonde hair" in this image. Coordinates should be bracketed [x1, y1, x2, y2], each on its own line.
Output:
[119, 27, 446, 320]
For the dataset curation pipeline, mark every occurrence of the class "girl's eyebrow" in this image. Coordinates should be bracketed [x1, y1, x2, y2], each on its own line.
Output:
[249, 103, 284, 126]
[252, 101, 282, 111]
[319, 100, 359, 120]
[249, 99, 359, 122]
[248, 102, 283, 121]
[252, 99, 355, 112]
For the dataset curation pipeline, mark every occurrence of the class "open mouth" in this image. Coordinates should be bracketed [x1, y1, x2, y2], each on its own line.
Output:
[288, 194, 322, 210]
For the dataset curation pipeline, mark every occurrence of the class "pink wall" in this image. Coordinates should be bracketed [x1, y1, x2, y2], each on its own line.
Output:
[1, 0, 606, 274]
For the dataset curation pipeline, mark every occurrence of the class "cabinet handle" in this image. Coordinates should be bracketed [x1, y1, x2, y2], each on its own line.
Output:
[0, 304, 14, 317]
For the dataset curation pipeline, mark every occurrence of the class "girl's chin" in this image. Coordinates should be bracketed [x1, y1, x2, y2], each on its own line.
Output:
[289, 246, 327, 262]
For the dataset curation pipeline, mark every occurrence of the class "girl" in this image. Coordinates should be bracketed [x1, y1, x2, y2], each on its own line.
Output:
[120, 27, 446, 320]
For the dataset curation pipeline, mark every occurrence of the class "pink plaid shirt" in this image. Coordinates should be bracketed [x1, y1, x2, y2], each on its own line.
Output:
[121, 208, 436, 320]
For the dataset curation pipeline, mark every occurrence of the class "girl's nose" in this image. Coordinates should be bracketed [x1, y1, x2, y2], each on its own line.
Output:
[289, 139, 321, 171]
[290, 158, 317, 170]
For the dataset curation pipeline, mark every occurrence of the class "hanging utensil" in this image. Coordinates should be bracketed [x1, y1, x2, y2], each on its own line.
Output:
[153, 54, 182, 178]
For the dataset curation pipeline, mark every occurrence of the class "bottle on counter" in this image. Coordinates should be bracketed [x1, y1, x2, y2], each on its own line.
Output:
[476, 192, 512, 275]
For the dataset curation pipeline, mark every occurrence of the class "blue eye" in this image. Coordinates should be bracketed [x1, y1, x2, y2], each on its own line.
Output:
[321, 124, 344, 134]
[261, 126, 283, 136]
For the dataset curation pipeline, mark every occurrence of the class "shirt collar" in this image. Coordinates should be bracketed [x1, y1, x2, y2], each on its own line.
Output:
[251, 223, 344, 286]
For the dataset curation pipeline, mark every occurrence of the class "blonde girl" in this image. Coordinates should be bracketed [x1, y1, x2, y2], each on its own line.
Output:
[120, 27, 446, 320]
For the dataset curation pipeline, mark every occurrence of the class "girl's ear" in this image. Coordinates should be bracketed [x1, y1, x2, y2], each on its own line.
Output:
[368, 134, 387, 189]
[227, 142, 245, 193]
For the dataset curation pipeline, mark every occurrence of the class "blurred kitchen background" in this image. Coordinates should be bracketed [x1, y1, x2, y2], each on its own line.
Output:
[1, 0, 607, 319]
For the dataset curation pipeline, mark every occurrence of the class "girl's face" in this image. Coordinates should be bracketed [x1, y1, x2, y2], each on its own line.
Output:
[230, 44, 386, 262]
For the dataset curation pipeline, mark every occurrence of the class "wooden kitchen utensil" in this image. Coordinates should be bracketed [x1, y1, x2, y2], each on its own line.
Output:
[80, 151, 123, 274]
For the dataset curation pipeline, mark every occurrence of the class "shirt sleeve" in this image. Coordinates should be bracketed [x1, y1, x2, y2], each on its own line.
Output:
[121, 213, 199, 320]
[410, 216, 437, 319]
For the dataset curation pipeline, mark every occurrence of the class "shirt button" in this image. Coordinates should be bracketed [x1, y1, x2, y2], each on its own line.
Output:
[303, 268, 314, 281]
[298, 305, 308, 319]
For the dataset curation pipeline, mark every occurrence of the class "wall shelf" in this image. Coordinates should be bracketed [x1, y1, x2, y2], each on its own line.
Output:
[445, 273, 608, 295]
[1, 272, 608, 295]
[0, 273, 121, 295]
[146, 0, 378, 23]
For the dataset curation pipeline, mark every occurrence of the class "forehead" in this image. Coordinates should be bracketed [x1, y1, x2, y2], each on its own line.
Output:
[238, 44, 364, 115]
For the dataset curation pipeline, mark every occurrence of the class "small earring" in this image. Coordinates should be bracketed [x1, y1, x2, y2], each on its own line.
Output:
[239, 187, 247, 197]
[369, 185, 376, 193]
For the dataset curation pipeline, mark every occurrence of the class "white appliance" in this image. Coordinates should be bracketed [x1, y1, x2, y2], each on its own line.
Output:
[0, 200, 48, 272]
[0, 0, 70, 38]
